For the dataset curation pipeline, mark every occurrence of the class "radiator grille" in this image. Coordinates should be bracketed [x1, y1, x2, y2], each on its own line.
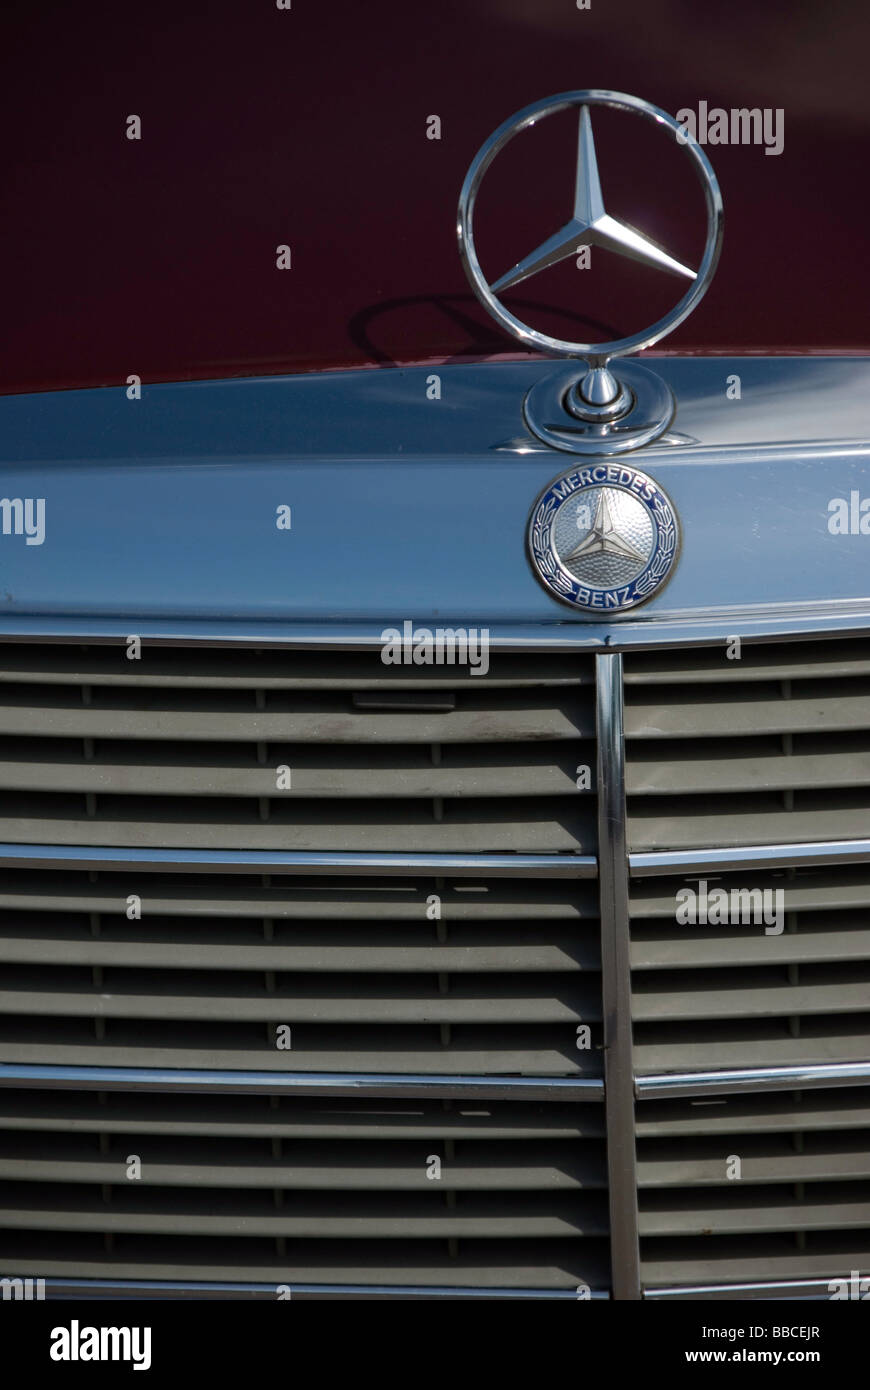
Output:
[624, 637, 870, 851]
[0, 645, 596, 853]
[0, 867, 601, 1077]
[630, 867, 870, 1074]
[626, 635, 870, 1292]
[0, 641, 604, 1293]
[0, 1089, 609, 1290]
[5, 635, 870, 1297]
[636, 1089, 870, 1288]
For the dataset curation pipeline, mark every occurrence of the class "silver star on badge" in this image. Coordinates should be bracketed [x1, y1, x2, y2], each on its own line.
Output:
[563, 490, 647, 564]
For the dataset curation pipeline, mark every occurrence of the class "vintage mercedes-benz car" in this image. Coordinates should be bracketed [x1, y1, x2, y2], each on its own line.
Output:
[1, 1, 868, 1301]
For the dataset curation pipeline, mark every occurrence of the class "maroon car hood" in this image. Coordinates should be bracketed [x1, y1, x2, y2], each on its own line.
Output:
[3, 0, 868, 395]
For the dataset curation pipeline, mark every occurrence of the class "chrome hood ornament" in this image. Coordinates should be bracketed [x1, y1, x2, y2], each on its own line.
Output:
[457, 91, 723, 455]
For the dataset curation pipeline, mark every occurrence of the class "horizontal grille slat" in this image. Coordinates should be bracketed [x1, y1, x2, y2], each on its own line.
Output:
[0, 1138, 608, 1191]
[641, 1236, 870, 1289]
[0, 1032, 594, 1075]
[626, 687, 870, 740]
[637, 1136, 870, 1186]
[628, 796, 870, 851]
[628, 742, 870, 796]
[0, 1092, 605, 1140]
[635, 1088, 870, 1138]
[0, 646, 593, 691]
[0, 1185, 609, 1239]
[0, 1237, 610, 1289]
[0, 744, 588, 799]
[0, 690, 591, 744]
[0, 926, 592, 973]
[0, 968, 599, 1024]
[633, 966, 870, 1022]
[0, 796, 594, 853]
[632, 920, 870, 969]
[631, 866, 870, 916]
[623, 640, 870, 686]
[639, 1186, 870, 1236]
[634, 1019, 870, 1073]
[0, 872, 597, 919]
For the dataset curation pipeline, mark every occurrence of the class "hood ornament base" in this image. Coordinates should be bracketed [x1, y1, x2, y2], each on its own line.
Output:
[568, 366, 633, 422]
[524, 360, 674, 455]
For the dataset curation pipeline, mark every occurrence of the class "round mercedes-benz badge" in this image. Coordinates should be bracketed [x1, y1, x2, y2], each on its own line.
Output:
[528, 463, 679, 612]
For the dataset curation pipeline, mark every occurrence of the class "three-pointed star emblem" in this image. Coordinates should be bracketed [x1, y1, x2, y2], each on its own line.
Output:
[563, 491, 647, 564]
[491, 105, 696, 294]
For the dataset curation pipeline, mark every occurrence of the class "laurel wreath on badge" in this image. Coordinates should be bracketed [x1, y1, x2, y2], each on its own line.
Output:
[533, 494, 574, 595]
[633, 494, 677, 598]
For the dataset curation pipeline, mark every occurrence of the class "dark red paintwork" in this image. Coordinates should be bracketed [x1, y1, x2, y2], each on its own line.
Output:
[2, 0, 868, 395]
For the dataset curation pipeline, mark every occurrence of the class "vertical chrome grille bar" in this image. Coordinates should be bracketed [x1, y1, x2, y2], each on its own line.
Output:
[596, 651, 641, 1299]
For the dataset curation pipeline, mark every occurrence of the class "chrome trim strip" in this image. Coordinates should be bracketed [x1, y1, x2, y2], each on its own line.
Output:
[644, 1279, 839, 1301]
[629, 838, 870, 876]
[596, 652, 641, 1301]
[0, 610, 868, 651]
[0, 843, 598, 879]
[0, 1064, 603, 1101]
[636, 1061, 870, 1098]
[608, 608, 870, 649]
[31, 1277, 608, 1301]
